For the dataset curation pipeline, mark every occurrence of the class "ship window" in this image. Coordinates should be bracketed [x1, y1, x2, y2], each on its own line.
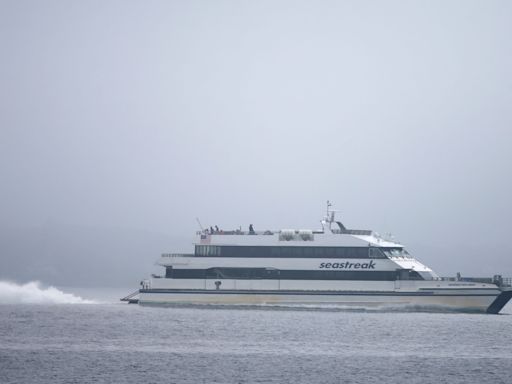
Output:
[172, 269, 206, 278]
[348, 248, 356, 257]
[198, 246, 377, 258]
[381, 248, 410, 258]
[369, 248, 385, 258]
[205, 268, 279, 279]
[206, 246, 220, 256]
[195, 245, 221, 256]
[408, 270, 424, 280]
[171, 268, 397, 280]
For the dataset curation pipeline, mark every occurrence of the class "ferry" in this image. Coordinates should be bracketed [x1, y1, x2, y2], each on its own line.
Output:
[124, 202, 512, 313]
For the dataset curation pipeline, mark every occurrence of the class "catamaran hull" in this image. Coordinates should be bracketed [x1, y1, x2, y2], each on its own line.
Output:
[138, 289, 512, 314]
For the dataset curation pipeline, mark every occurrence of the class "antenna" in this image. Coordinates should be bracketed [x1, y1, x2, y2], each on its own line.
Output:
[196, 217, 204, 231]
[322, 200, 337, 232]
[326, 200, 336, 222]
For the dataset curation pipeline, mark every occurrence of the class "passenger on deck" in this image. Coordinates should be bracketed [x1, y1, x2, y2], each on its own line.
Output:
[210, 226, 214, 234]
[215, 225, 219, 232]
[249, 224, 255, 234]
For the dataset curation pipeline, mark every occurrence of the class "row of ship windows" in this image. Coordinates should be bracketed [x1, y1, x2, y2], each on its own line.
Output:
[194, 246, 391, 259]
[165, 267, 424, 281]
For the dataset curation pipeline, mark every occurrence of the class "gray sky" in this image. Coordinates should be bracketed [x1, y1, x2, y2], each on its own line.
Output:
[1, 0, 511, 286]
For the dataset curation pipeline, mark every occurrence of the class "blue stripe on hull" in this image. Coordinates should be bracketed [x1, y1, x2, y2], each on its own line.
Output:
[486, 290, 512, 314]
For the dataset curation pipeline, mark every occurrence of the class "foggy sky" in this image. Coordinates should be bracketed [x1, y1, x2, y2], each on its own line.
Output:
[1, 0, 511, 286]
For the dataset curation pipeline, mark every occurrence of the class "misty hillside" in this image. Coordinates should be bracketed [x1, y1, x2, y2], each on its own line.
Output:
[0, 225, 192, 288]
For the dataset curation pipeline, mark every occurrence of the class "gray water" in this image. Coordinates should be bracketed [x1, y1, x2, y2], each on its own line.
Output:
[1, 294, 512, 384]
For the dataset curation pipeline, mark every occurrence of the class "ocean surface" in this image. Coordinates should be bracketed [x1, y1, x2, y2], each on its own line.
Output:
[1, 284, 512, 384]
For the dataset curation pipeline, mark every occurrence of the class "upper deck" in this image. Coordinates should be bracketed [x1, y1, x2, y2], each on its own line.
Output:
[195, 201, 402, 248]
[197, 228, 373, 236]
[195, 229, 403, 248]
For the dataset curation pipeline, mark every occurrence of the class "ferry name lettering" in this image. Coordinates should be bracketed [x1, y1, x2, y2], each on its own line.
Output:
[319, 261, 376, 269]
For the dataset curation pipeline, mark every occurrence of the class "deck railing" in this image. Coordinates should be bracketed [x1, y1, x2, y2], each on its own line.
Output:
[161, 253, 194, 258]
[196, 230, 275, 236]
[440, 276, 512, 287]
[196, 229, 373, 236]
[331, 229, 373, 236]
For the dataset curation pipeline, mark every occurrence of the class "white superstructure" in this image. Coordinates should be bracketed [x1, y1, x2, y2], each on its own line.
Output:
[133, 203, 512, 313]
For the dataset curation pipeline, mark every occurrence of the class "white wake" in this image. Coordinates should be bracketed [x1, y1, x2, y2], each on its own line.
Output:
[0, 281, 96, 304]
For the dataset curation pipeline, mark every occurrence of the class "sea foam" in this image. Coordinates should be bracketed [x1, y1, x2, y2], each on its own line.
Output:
[0, 281, 96, 304]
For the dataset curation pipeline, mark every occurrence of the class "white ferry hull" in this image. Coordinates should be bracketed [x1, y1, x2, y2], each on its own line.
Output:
[138, 288, 510, 313]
